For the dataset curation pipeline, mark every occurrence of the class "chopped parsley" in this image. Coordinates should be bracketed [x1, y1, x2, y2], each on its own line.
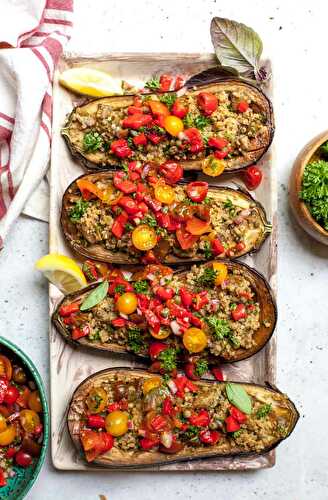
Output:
[223, 198, 233, 209]
[69, 199, 89, 222]
[206, 316, 231, 340]
[277, 424, 288, 436]
[232, 430, 242, 438]
[83, 131, 104, 152]
[300, 160, 328, 230]
[127, 327, 145, 353]
[144, 77, 160, 90]
[182, 113, 194, 128]
[256, 404, 272, 419]
[125, 222, 134, 232]
[114, 285, 125, 295]
[183, 425, 199, 443]
[195, 267, 218, 288]
[158, 347, 177, 372]
[203, 241, 213, 259]
[159, 93, 177, 109]
[133, 280, 149, 294]
[195, 359, 209, 377]
[193, 115, 212, 130]
[320, 140, 328, 158]
[141, 214, 157, 227]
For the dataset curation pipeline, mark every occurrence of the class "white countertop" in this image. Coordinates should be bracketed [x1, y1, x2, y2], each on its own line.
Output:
[1, 0, 328, 498]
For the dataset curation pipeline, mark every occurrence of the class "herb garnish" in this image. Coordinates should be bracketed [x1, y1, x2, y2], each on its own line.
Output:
[256, 403, 272, 419]
[127, 327, 145, 353]
[195, 359, 209, 377]
[195, 268, 218, 288]
[141, 214, 157, 227]
[69, 199, 89, 222]
[114, 284, 125, 295]
[194, 115, 212, 130]
[182, 113, 194, 128]
[133, 280, 149, 294]
[144, 77, 160, 90]
[320, 141, 328, 159]
[83, 131, 104, 152]
[80, 281, 109, 311]
[299, 160, 328, 230]
[203, 241, 213, 259]
[206, 316, 231, 340]
[226, 383, 252, 414]
[183, 425, 199, 443]
[159, 93, 177, 108]
[158, 347, 177, 372]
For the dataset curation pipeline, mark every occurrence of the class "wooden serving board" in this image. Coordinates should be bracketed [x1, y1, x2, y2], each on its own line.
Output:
[49, 52, 277, 471]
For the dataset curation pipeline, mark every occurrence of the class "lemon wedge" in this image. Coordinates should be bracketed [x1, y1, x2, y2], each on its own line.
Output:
[59, 67, 123, 97]
[35, 253, 87, 293]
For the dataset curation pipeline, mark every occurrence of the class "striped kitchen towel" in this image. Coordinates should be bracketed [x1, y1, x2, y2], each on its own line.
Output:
[0, 0, 73, 248]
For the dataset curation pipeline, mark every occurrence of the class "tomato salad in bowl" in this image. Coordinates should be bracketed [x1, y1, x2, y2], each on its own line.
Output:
[52, 260, 276, 366]
[60, 162, 271, 265]
[0, 337, 48, 498]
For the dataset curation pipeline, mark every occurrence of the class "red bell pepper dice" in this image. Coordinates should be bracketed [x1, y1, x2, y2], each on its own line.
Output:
[139, 437, 160, 450]
[179, 288, 193, 308]
[59, 302, 80, 317]
[159, 74, 174, 92]
[162, 397, 174, 416]
[118, 196, 139, 215]
[133, 133, 147, 146]
[200, 429, 221, 445]
[144, 310, 161, 333]
[211, 239, 225, 256]
[225, 415, 241, 432]
[110, 139, 132, 158]
[208, 137, 228, 149]
[189, 409, 210, 427]
[87, 415, 106, 429]
[197, 92, 218, 116]
[230, 406, 247, 424]
[108, 402, 120, 412]
[111, 317, 126, 328]
[211, 367, 224, 381]
[122, 113, 152, 129]
[231, 303, 247, 321]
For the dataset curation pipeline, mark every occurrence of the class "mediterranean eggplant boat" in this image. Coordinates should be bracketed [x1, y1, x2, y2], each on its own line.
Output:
[67, 368, 298, 467]
[52, 260, 276, 364]
[62, 80, 274, 174]
[61, 167, 271, 264]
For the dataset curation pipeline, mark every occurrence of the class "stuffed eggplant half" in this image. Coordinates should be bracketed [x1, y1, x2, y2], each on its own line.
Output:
[62, 80, 274, 174]
[61, 168, 271, 264]
[67, 368, 298, 467]
[52, 260, 276, 364]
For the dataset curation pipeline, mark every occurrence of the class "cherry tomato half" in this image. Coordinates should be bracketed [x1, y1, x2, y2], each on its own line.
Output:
[142, 377, 162, 395]
[4, 385, 19, 405]
[116, 292, 138, 315]
[15, 451, 33, 468]
[147, 100, 170, 117]
[105, 410, 128, 437]
[185, 217, 211, 236]
[154, 183, 176, 204]
[150, 328, 171, 340]
[243, 166, 263, 190]
[0, 414, 7, 433]
[159, 161, 183, 185]
[186, 182, 208, 203]
[183, 328, 208, 353]
[20, 409, 41, 433]
[28, 391, 42, 413]
[176, 228, 198, 250]
[163, 115, 184, 137]
[0, 425, 16, 446]
[132, 225, 157, 251]
[197, 92, 218, 116]
[202, 156, 225, 177]
[0, 356, 12, 380]
[86, 387, 108, 414]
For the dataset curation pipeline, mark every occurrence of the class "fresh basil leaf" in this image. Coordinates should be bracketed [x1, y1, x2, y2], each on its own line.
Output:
[210, 17, 266, 82]
[80, 281, 109, 311]
[226, 382, 252, 414]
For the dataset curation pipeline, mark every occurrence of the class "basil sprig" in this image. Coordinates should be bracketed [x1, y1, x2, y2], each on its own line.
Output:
[80, 281, 109, 311]
[226, 383, 252, 414]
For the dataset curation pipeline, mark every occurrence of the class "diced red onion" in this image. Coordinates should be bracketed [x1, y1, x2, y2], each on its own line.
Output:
[136, 308, 142, 316]
[221, 280, 228, 289]
[128, 420, 134, 430]
[7, 412, 20, 423]
[141, 163, 151, 179]
[160, 431, 173, 448]
[120, 313, 129, 319]
[160, 275, 173, 286]
[146, 273, 156, 281]
[138, 429, 146, 437]
[170, 320, 181, 336]
[178, 131, 188, 141]
[167, 379, 177, 394]
[241, 209, 251, 217]
[234, 216, 244, 225]
[122, 271, 133, 281]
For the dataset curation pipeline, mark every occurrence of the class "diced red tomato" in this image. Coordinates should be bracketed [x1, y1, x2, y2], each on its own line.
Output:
[186, 182, 208, 202]
[133, 133, 147, 146]
[235, 241, 246, 253]
[5, 447, 16, 459]
[143, 194, 162, 212]
[183, 128, 204, 153]
[179, 288, 193, 308]
[200, 429, 221, 445]
[149, 342, 168, 361]
[155, 286, 174, 301]
[231, 304, 247, 321]
[208, 137, 228, 149]
[118, 196, 139, 215]
[174, 75, 185, 91]
[189, 409, 210, 427]
[230, 406, 247, 424]
[236, 101, 249, 113]
[144, 310, 161, 334]
[72, 325, 90, 340]
[197, 92, 218, 116]
[211, 239, 225, 256]
[150, 414, 168, 432]
[159, 161, 183, 185]
[110, 139, 132, 158]
[162, 397, 174, 416]
[225, 415, 240, 433]
[159, 439, 184, 454]
[184, 362, 200, 381]
[133, 96, 142, 107]
[122, 113, 152, 129]
[159, 74, 174, 92]
[87, 415, 106, 429]
[128, 105, 143, 115]
[214, 149, 229, 160]
[59, 302, 80, 317]
[0, 468, 6, 487]
[108, 402, 120, 412]
[172, 99, 188, 118]
[80, 430, 114, 462]
[139, 437, 159, 450]
[243, 165, 263, 190]
[148, 133, 163, 145]
[113, 172, 137, 194]
[147, 100, 170, 117]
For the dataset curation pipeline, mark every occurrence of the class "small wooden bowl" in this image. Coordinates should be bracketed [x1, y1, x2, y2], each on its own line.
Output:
[289, 130, 328, 245]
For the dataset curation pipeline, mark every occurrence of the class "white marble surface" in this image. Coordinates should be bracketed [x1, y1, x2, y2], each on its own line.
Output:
[1, 0, 328, 498]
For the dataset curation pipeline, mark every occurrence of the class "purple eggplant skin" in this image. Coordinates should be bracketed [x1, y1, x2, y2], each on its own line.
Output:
[61, 79, 274, 174]
[67, 367, 299, 469]
[52, 259, 277, 364]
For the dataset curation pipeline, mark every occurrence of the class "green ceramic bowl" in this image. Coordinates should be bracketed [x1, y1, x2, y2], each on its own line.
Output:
[0, 336, 49, 500]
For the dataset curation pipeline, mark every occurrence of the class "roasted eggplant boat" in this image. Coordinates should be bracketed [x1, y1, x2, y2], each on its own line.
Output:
[67, 368, 298, 467]
[52, 260, 276, 364]
[61, 167, 271, 264]
[62, 80, 274, 174]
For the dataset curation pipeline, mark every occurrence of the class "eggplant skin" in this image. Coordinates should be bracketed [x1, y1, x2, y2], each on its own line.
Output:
[62, 80, 274, 173]
[52, 260, 277, 364]
[60, 172, 271, 265]
[67, 368, 299, 469]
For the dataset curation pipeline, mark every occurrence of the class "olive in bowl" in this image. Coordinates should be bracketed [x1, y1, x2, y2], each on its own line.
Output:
[289, 130, 328, 245]
[0, 336, 48, 499]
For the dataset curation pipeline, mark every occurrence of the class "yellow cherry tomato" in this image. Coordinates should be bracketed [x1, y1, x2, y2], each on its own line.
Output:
[150, 328, 171, 340]
[86, 387, 108, 414]
[20, 409, 40, 433]
[212, 262, 228, 286]
[142, 377, 162, 395]
[0, 355, 13, 380]
[154, 183, 176, 204]
[132, 225, 157, 251]
[202, 156, 225, 177]
[0, 414, 7, 433]
[105, 410, 128, 437]
[28, 391, 43, 413]
[116, 292, 138, 315]
[183, 327, 208, 353]
[164, 115, 184, 137]
[0, 425, 16, 446]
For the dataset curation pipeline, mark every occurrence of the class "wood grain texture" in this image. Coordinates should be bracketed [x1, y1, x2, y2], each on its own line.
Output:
[289, 129, 328, 245]
[49, 52, 277, 471]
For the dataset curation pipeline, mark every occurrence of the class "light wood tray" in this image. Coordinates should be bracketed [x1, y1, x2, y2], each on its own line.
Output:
[49, 52, 277, 471]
